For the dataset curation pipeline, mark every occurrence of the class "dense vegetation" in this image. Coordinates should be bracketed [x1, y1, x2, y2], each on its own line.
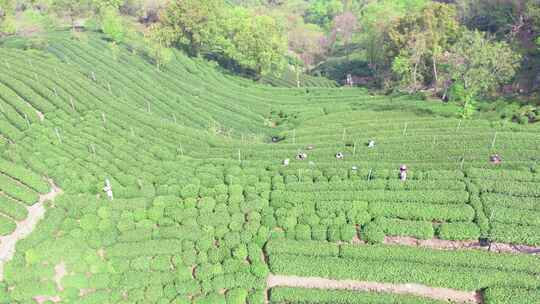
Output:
[0, 1, 539, 304]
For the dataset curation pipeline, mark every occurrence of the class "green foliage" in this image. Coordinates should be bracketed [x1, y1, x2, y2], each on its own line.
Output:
[304, 0, 343, 30]
[388, 2, 460, 91]
[267, 240, 540, 292]
[448, 30, 521, 98]
[270, 287, 447, 303]
[1, 29, 539, 304]
[101, 7, 125, 43]
[155, 0, 286, 76]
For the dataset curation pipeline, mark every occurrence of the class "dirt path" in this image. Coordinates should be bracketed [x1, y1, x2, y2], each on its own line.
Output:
[267, 274, 482, 304]
[0, 180, 62, 281]
[53, 262, 67, 291]
[36, 110, 44, 122]
[384, 236, 540, 255]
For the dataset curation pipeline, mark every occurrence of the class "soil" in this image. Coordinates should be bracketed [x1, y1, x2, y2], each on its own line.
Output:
[33, 295, 61, 304]
[54, 262, 67, 291]
[0, 180, 62, 281]
[267, 274, 482, 304]
[36, 111, 45, 122]
[384, 236, 540, 255]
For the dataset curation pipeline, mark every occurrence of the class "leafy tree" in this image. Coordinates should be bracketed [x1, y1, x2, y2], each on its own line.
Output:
[448, 30, 521, 98]
[447, 30, 521, 117]
[156, 0, 223, 56]
[359, 0, 428, 69]
[0, 0, 15, 35]
[156, 0, 286, 76]
[222, 8, 287, 76]
[391, 31, 428, 92]
[101, 6, 125, 42]
[51, 0, 92, 29]
[304, 0, 343, 30]
[388, 2, 460, 87]
[92, 0, 124, 12]
[145, 26, 175, 71]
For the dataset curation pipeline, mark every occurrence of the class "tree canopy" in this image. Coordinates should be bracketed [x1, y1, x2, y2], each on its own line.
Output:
[154, 0, 286, 76]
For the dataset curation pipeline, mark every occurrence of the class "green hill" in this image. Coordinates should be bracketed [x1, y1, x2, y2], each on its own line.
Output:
[0, 31, 538, 303]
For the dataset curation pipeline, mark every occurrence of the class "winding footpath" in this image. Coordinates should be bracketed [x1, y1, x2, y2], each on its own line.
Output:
[0, 180, 62, 281]
[267, 274, 483, 304]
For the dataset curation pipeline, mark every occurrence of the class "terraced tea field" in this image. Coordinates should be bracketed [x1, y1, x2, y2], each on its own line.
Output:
[0, 32, 539, 303]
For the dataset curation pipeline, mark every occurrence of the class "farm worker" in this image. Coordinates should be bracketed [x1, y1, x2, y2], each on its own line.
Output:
[368, 140, 375, 148]
[336, 152, 344, 160]
[306, 144, 314, 150]
[103, 179, 114, 201]
[283, 158, 290, 166]
[399, 165, 407, 181]
[296, 152, 307, 160]
[351, 165, 358, 171]
[490, 154, 502, 164]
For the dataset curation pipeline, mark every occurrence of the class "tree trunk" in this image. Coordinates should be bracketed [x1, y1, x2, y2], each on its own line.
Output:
[295, 64, 301, 88]
[432, 54, 438, 83]
[412, 62, 419, 92]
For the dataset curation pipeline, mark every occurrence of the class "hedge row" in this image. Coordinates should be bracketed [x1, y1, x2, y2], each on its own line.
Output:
[283, 179, 465, 192]
[490, 223, 540, 246]
[276, 168, 465, 181]
[271, 190, 469, 205]
[476, 180, 540, 197]
[268, 253, 538, 291]
[107, 240, 184, 257]
[467, 168, 540, 182]
[481, 193, 540, 211]
[486, 205, 540, 227]
[437, 223, 480, 241]
[0, 174, 39, 205]
[0, 194, 28, 221]
[0, 215, 16, 235]
[374, 217, 434, 240]
[483, 287, 540, 304]
[269, 287, 446, 304]
[0, 159, 49, 193]
[369, 201, 475, 222]
[265, 240, 540, 276]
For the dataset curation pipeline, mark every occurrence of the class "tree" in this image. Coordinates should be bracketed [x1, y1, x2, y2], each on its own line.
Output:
[288, 20, 326, 81]
[155, 0, 287, 76]
[92, 0, 123, 12]
[221, 8, 287, 76]
[358, 0, 428, 75]
[156, 0, 223, 56]
[51, 0, 91, 29]
[391, 31, 428, 92]
[0, 0, 15, 36]
[330, 11, 359, 60]
[147, 24, 175, 71]
[101, 6, 125, 42]
[387, 2, 460, 87]
[448, 30, 521, 98]
[304, 0, 343, 29]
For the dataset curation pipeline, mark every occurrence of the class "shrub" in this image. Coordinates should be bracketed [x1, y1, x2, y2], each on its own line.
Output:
[340, 225, 357, 241]
[362, 224, 385, 244]
[295, 224, 311, 240]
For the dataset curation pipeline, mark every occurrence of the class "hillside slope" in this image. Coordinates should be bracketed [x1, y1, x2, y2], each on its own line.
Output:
[0, 31, 538, 303]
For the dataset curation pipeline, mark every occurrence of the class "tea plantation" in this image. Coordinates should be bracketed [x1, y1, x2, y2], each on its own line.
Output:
[0, 32, 539, 303]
